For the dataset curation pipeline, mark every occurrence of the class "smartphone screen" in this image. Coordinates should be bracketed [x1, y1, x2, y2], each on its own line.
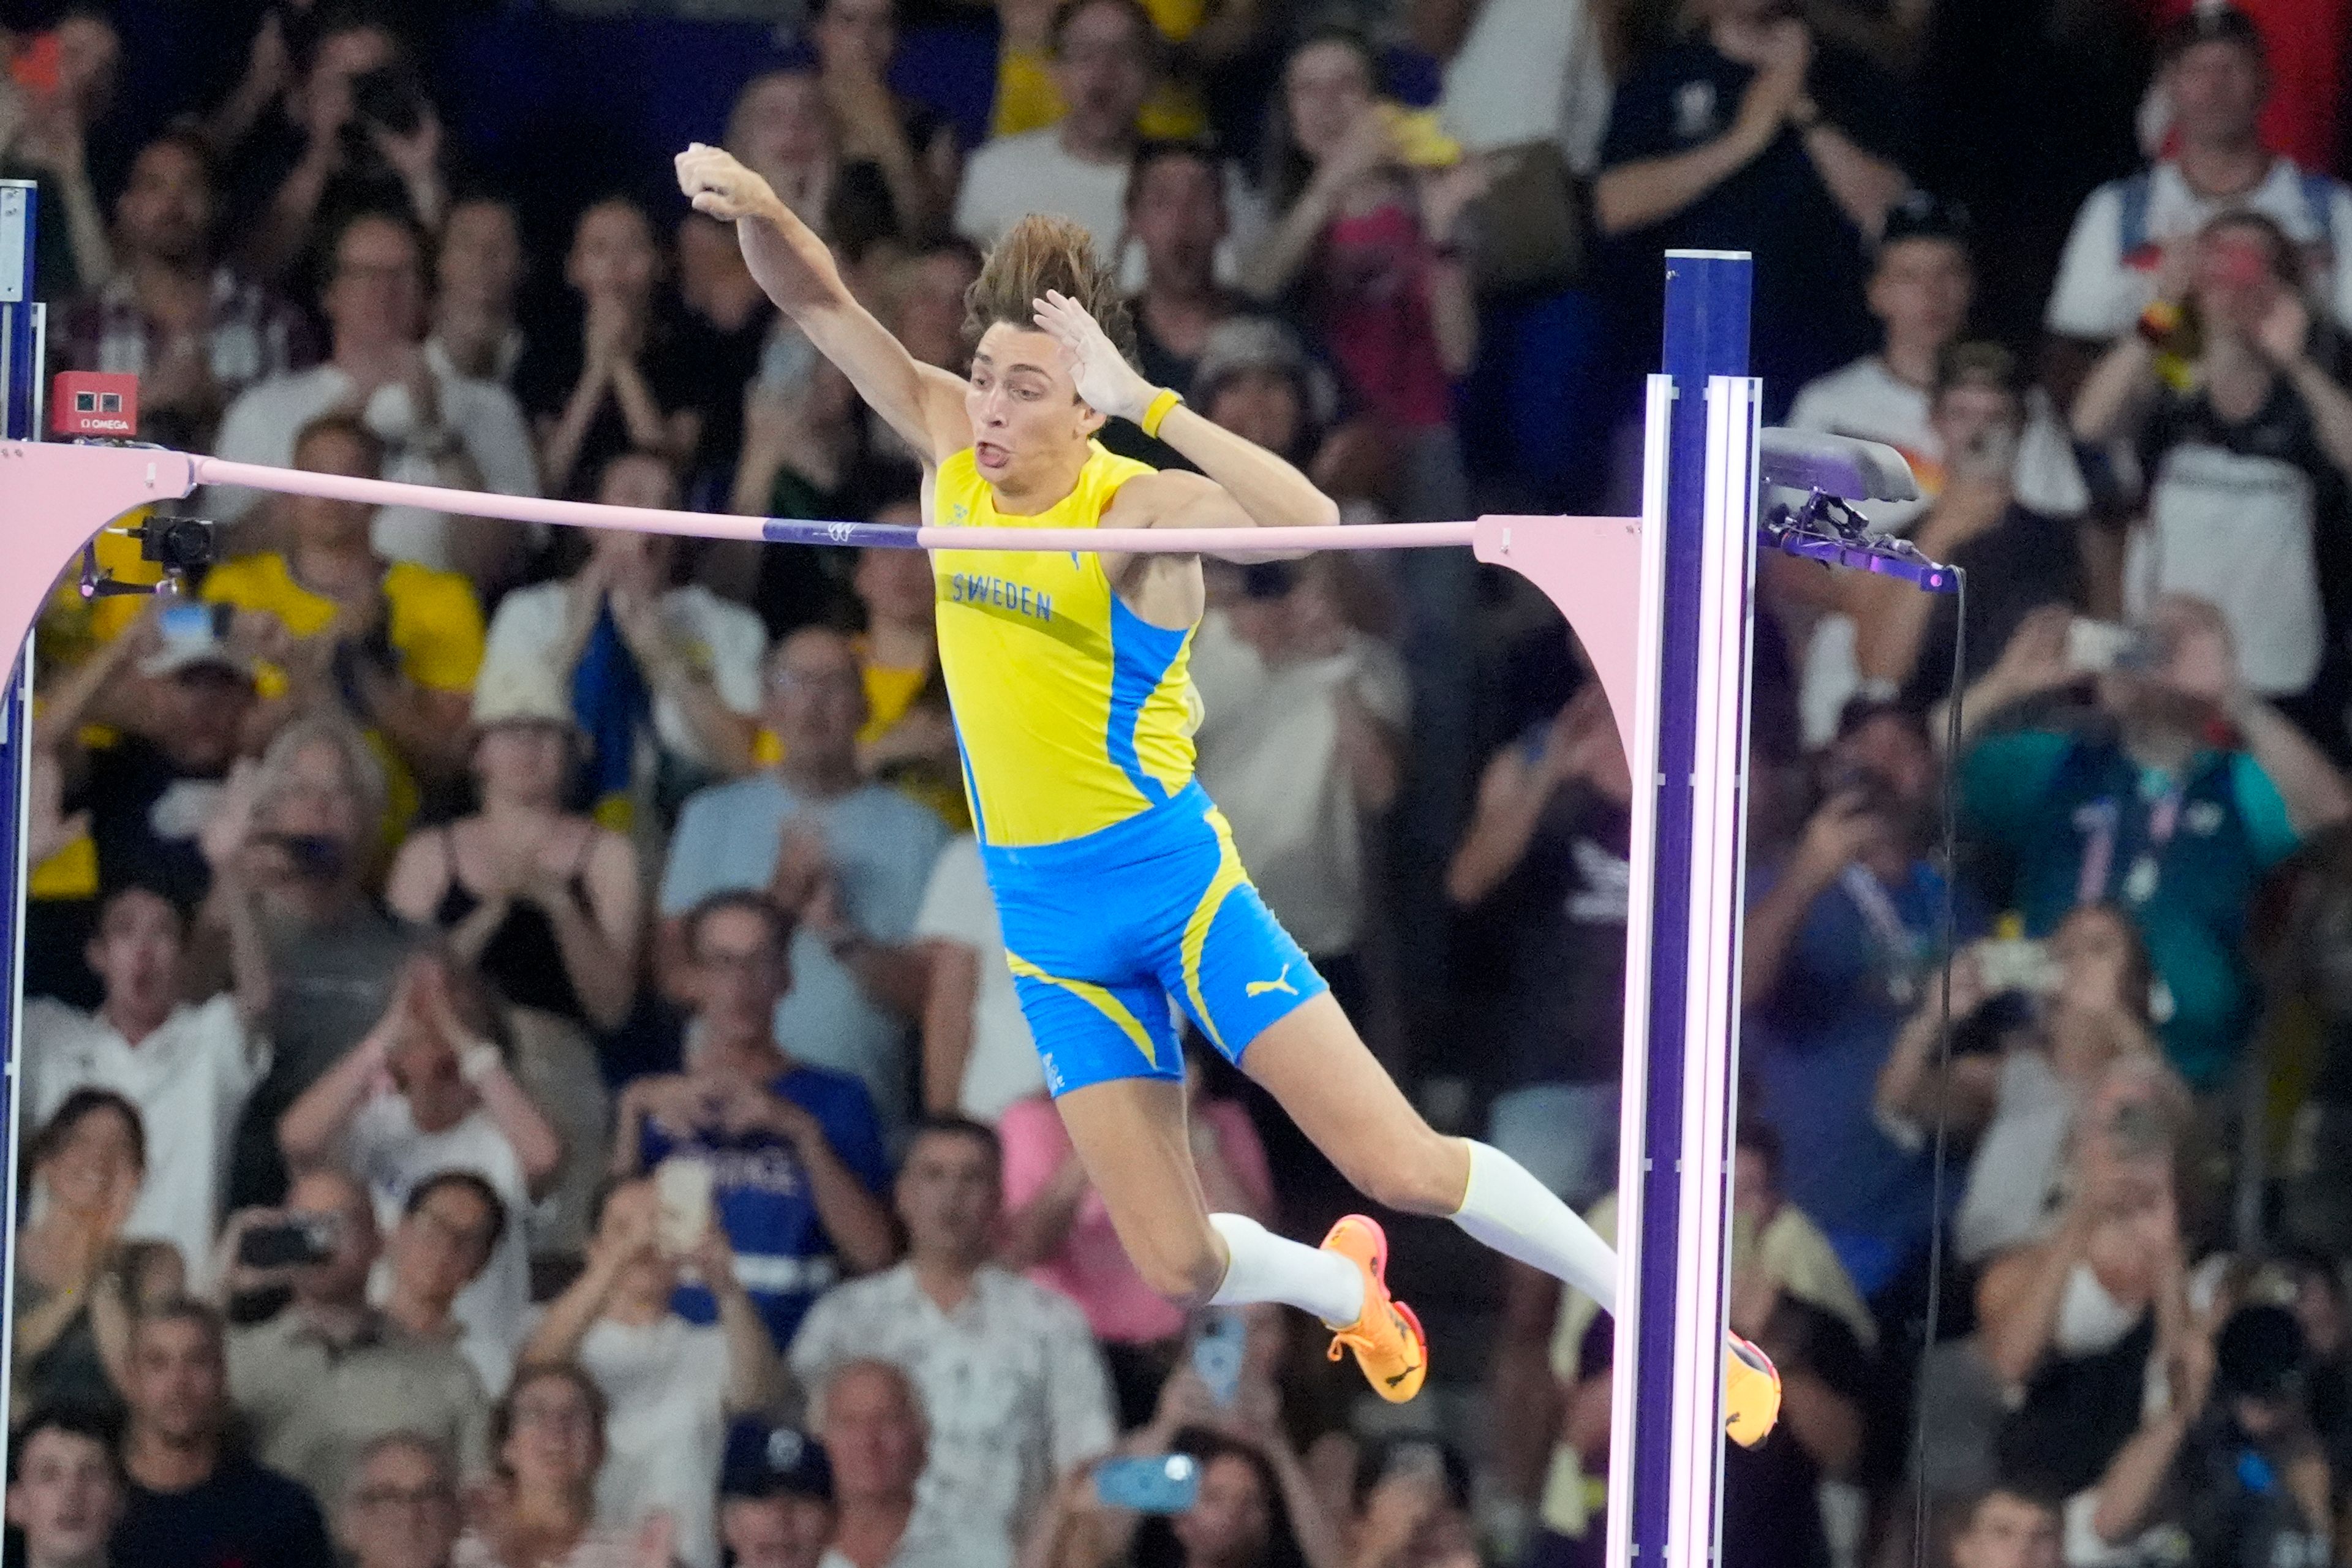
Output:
[655, 1156, 715, 1256]
[1095, 1455, 1200, 1513]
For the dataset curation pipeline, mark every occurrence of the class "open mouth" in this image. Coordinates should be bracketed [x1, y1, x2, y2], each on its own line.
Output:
[975, 441, 1011, 472]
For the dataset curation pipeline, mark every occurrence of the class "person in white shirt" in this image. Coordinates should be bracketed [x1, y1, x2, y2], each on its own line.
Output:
[520, 1174, 788, 1568]
[2045, 3, 2352, 349]
[790, 1120, 1114, 1560]
[911, 837, 1044, 1123]
[210, 211, 540, 581]
[810, 1360, 976, 1568]
[278, 949, 564, 1394]
[22, 874, 270, 1283]
[1785, 194, 2088, 743]
[477, 450, 766, 791]
[1189, 557, 1406, 1006]
[954, 0, 1258, 287]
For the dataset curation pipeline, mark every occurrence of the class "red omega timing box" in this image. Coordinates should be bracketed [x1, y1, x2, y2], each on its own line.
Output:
[51, 372, 138, 438]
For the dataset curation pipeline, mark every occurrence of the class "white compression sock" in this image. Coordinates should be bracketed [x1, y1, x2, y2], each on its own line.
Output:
[1207, 1213, 1366, 1326]
[1452, 1140, 1621, 1314]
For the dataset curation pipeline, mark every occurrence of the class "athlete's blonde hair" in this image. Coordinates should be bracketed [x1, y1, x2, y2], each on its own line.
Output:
[963, 214, 1138, 374]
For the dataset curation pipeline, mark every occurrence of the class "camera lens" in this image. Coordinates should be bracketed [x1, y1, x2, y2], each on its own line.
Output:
[141, 517, 215, 571]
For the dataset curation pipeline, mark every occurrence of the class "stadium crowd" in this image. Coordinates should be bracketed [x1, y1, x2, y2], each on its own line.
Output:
[9, 0, 2352, 1566]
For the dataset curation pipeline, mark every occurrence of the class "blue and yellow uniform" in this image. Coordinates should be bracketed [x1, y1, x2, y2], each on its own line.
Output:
[930, 441, 1327, 1095]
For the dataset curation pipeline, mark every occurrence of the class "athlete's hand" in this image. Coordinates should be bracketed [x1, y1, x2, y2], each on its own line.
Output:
[675, 143, 783, 224]
[1033, 288, 1155, 424]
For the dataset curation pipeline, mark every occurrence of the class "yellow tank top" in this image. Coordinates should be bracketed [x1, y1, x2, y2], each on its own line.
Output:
[931, 442, 1201, 848]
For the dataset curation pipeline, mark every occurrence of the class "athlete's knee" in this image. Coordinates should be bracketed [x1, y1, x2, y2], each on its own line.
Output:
[1350, 1130, 1471, 1218]
[1130, 1224, 1226, 1305]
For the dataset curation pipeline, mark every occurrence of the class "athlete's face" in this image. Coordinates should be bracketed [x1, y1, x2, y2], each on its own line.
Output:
[967, 323, 1104, 493]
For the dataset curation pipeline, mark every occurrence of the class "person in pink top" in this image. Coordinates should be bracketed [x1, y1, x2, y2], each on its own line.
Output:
[999, 1052, 1275, 1424]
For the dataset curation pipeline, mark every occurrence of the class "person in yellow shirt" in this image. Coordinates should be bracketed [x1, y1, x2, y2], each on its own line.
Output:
[201, 413, 484, 840]
[677, 140, 1780, 1438]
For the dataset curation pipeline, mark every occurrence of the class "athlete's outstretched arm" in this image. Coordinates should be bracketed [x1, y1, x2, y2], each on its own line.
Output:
[675, 143, 969, 464]
[1034, 291, 1341, 545]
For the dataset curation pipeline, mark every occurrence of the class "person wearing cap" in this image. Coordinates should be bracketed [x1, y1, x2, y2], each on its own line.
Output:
[385, 661, 642, 1035]
[2045, 2, 2352, 361]
[718, 1423, 835, 1568]
[2073, 1301, 2332, 1567]
[203, 410, 488, 826]
[519, 1174, 786, 1568]
[20, 873, 269, 1286]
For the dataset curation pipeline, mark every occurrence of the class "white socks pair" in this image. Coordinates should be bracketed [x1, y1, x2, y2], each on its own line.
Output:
[1203, 1142, 1620, 1322]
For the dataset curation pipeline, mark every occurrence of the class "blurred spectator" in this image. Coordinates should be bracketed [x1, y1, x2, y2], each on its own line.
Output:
[11, 1090, 148, 1414]
[1844, 344, 2091, 717]
[792, 1117, 1116, 1555]
[0, 9, 121, 299]
[429, 196, 527, 388]
[479, 451, 766, 818]
[2072, 212, 2352, 736]
[378, 1173, 510, 1371]
[113, 1300, 336, 1568]
[206, 714, 420, 1211]
[614, 892, 897, 1348]
[205, 415, 486, 812]
[1190, 318, 1391, 522]
[2277, 829, 2352, 1253]
[1125, 140, 1244, 398]
[1785, 195, 2084, 533]
[31, 603, 260, 917]
[1943, 1487, 2060, 1568]
[2045, 4, 2352, 356]
[1344, 1436, 1477, 1568]
[878, 242, 983, 377]
[2073, 1302, 2332, 1567]
[21, 878, 268, 1282]
[219, 1166, 489, 1510]
[957, 0, 1231, 273]
[1876, 905, 2166, 1265]
[457, 1363, 666, 1568]
[675, 211, 775, 470]
[1189, 556, 1405, 1008]
[716, 1423, 835, 1568]
[1593, 0, 1908, 409]
[1728, 1121, 1875, 1354]
[334, 1433, 464, 1568]
[1741, 703, 1978, 1297]
[912, 834, 1046, 1121]
[1242, 30, 1485, 522]
[520, 1175, 788, 1568]
[6, 1405, 125, 1568]
[1953, 598, 2352, 1091]
[657, 630, 948, 1129]
[732, 360, 878, 535]
[58, 127, 314, 452]
[224, 16, 451, 287]
[278, 951, 560, 1392]
[1000, 1054, 1273, 1426]
[384, 663, 644, 1033]
[210, 214, 539, 582]
[1121, 1423, 1329, 1568]
[1444, 679, 1629, 1540]
[811, 0, 960, 244]
[1427, 0, 1611, 181]
[811, 1360, 971, 1568]
[517, 197, 710, 499]
[848, 535, 962, 825]
[726, 66, 901, 262]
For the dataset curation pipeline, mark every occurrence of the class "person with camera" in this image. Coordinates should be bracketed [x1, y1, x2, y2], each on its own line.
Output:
[518, 1174, 785, 1568]
[216, 1164, 488, 1512]
[221, 13, 450, 290]
[1741, 699, 1981, 1302]
[1952, 596, 2352, 1101]
[278, 949, 562, 1395]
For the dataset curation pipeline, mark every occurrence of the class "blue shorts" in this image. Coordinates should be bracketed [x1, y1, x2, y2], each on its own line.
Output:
[980, 780, 1328, 1096]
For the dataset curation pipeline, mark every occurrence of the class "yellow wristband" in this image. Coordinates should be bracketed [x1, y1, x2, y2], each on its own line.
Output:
[1140, 388, 1183, 439]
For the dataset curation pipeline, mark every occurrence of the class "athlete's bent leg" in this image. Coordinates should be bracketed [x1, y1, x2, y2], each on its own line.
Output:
[1241, 994, 1782, 1444]
[1240, 995, 1619, 1306]
[1051, 1076, 1362, 1323]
